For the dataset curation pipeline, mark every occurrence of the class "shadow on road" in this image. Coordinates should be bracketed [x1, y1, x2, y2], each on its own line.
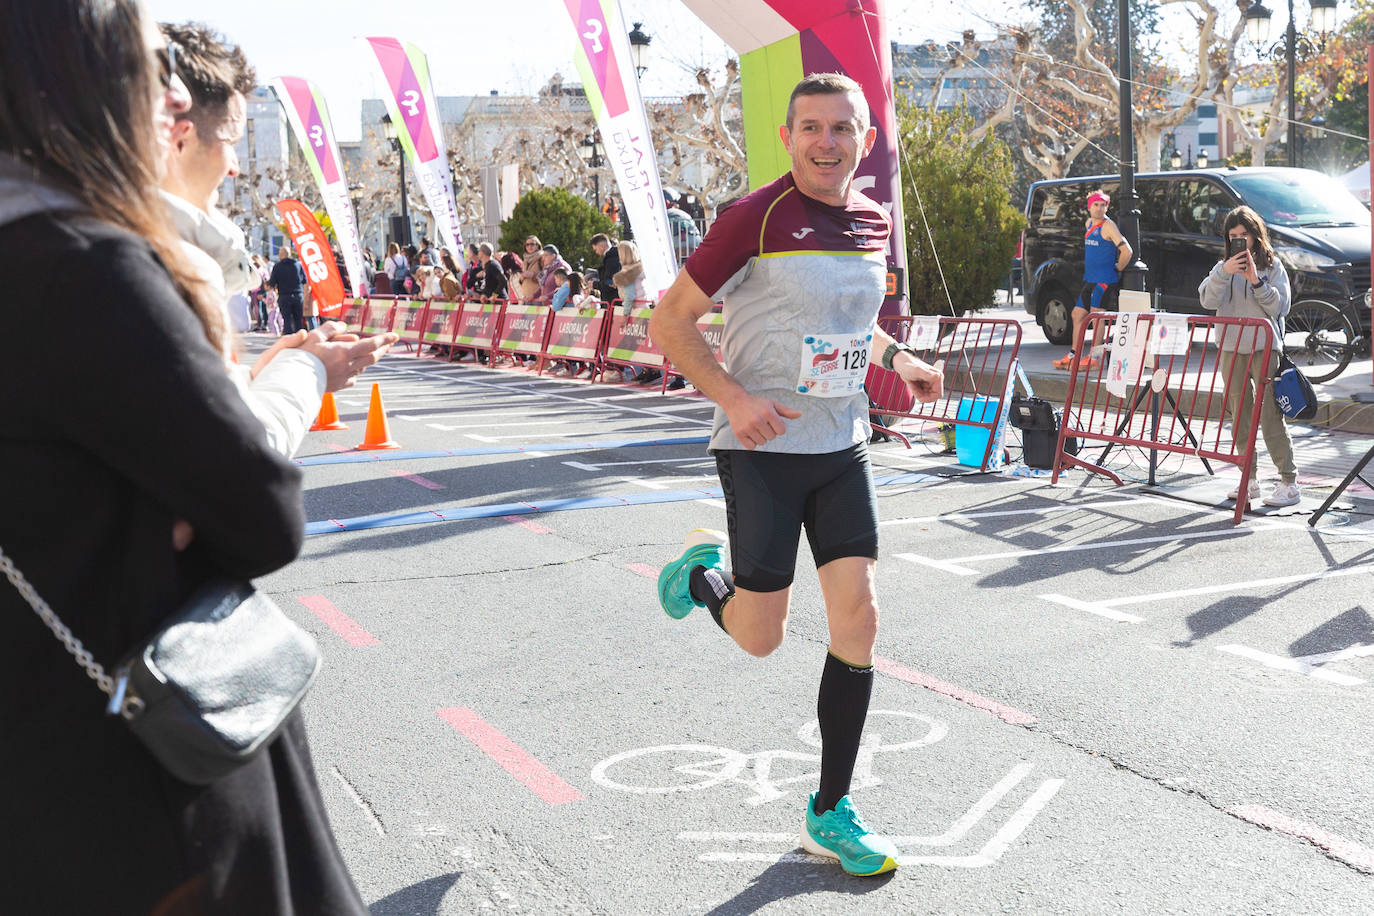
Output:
[701, 855, 894, 915]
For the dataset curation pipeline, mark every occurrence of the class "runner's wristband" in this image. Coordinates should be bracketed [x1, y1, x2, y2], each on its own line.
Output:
[881, 341, 914, 371]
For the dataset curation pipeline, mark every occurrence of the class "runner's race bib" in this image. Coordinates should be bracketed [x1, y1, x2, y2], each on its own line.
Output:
[797, 331, 872, 397]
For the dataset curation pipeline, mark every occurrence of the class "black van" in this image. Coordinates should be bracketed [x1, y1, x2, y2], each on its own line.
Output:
[1022, 167, 1370, 346]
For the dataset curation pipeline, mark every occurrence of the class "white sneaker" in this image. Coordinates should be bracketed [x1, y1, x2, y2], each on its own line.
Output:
[1263, 481, 1301, 507]
[1227, 480, 1261, 501]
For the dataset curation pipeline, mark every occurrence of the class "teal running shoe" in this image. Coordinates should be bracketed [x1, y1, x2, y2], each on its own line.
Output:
[657, 529, 727, 620]
[802, 792, 900, 876]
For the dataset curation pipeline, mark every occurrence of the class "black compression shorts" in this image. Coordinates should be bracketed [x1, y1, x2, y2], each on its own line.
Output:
[715, 442, 879, 592]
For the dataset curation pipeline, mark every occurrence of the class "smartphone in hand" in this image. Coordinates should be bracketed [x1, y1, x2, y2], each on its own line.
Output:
[1226, 236, 1248, 261]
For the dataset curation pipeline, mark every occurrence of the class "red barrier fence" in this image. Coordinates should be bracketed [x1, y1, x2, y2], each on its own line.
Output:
[390, 298, 429, 353]
[600, 304, 664, 382]
[540, 307, 607, 375]
[494, 303, 553, 362]
[1052, 311, 1273, 525]
[864, 315, 1024, 470]
[451, 300, 503, 360]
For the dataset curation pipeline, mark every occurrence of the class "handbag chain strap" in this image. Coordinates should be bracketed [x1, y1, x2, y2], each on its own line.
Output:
[0, 545, 115, 696]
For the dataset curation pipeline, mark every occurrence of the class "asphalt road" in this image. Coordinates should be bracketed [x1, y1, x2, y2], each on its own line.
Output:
[256, 346, 1374, 915]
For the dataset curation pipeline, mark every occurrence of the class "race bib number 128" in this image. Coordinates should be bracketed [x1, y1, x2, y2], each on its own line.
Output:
[797, 331, 872, 397]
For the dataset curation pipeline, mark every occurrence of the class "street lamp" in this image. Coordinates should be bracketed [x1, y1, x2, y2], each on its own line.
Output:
[628, 22, 651, 78]
[380, 112, 411, 246]
[1197, 151, 1209, 169]
[1243, 0, 1339, 167]
[1170, 149, 1183, 170]
[577, 134, 605, 206]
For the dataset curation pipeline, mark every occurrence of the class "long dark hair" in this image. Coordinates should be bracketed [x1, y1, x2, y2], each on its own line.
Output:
[1223, 205, 1276, 271]
[0, 0, 222, 350]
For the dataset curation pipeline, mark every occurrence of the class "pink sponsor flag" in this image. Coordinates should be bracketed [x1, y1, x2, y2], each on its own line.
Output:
[363, 37, 465, 266]
[561, 0, 676, 299]
[271, 77, 368, 296]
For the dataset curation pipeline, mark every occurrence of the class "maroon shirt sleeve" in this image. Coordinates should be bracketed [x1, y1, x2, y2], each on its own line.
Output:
[683, 193, 769, 299]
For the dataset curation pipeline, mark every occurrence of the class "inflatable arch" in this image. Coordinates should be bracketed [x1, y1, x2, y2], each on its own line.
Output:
[682, 0, 907, 311]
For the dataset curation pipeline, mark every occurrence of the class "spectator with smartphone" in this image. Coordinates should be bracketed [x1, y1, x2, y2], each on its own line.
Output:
[1199, 204, 1299, 508]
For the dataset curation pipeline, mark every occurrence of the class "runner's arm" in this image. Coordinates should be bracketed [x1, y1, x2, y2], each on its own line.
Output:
[650, 271, 801, 449]
[1103, 219, 1133, 271]
[871, 323, 943, 403]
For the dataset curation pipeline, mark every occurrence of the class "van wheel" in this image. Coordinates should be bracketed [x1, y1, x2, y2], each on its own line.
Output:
[1038, 285, 1073, 346]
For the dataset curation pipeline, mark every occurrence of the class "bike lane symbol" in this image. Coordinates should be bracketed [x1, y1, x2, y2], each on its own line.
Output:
[589, 710, 1064, 868]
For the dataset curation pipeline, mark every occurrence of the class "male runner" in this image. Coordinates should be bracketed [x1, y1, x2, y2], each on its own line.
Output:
[1052, 189, 1132, 370]
[649, 73, 943, 877]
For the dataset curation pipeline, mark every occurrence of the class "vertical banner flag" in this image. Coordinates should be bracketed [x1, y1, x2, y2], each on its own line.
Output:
[363, 37, 466, 268]
[270, 77, 367, 297]
[276, 199, 346, 318]
[561, 0, 676, 299]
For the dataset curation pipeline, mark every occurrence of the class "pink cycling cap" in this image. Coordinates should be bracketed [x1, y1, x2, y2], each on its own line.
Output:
[1086, 191, 1110, 206]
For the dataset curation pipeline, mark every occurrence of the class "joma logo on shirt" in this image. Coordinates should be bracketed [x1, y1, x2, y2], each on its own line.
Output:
[792, 227, 815, 240]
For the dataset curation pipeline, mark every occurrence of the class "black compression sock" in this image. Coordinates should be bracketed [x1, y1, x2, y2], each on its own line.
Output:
[814, 651, 875, 815]
[688, 565, 734, 632]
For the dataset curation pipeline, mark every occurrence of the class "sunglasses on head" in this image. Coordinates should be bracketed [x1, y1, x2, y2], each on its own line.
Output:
[157, 41, 181, 90]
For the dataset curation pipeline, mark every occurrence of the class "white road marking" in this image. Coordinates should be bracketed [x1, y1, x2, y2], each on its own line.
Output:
[881, 497, 1166, 527]
[427, 420, 573, 431]
[1215, 645, 1366, 686]
[920, 520, 1296, 567]
[1085, 561, 1374, 607]
[562, 456, 714, 470]
[1038, 594, 1145, 624]
[1293, 642, 1374, 665]
[894, 554, 978, 576]
[456, 428, 698, 442]
[620, 476, 669, 491]
[685, 775, 1065, 868]
[377, 363, 714, 426]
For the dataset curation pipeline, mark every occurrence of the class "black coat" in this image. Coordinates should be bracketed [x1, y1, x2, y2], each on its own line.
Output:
[596, 246, 622, 302]
[0, 212, 366, 914]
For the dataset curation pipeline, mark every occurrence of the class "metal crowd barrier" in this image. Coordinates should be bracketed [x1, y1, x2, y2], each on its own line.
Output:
[1051, 311, 1273, 525]
[864, 315, 1024, 470]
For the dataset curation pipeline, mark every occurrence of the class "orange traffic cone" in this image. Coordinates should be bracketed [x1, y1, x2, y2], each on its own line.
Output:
[310, 391, 348, 431]
[356, 383, 400, 450]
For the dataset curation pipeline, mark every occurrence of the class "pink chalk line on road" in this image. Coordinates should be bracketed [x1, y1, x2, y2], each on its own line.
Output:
[1229, 804, 1374, 872]
[874, 656, 1039, 726]
[624, 563, 659, 578]
[296, 595, 380, 647]
[384, 468, 446, 490]
[502, 515, 553, 534]
[436, 707, 584, 805]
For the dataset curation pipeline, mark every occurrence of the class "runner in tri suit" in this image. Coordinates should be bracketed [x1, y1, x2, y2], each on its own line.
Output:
[649, 73, 943, 877]
[1052, 189, 1133, 370]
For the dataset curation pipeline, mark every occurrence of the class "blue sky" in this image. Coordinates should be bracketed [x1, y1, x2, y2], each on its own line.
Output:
[147, 0, 1031, 140]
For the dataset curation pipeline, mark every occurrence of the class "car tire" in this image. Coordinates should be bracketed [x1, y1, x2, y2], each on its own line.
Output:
[1038, 284, 1073, 347]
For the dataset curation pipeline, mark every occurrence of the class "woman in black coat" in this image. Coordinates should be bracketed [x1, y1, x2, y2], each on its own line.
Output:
[0, 2, 366, 912]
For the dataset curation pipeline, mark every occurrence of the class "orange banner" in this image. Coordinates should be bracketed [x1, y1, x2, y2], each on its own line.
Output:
[276, 198, 344, 318]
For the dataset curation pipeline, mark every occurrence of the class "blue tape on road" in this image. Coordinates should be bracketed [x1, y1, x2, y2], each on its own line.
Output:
[303, 471, 943, 536]
[305, 487, 724, 535]
[294, 435, 711, 466]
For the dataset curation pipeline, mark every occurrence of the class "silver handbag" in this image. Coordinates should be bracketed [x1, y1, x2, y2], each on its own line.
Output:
[2, 547, 320, 785]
